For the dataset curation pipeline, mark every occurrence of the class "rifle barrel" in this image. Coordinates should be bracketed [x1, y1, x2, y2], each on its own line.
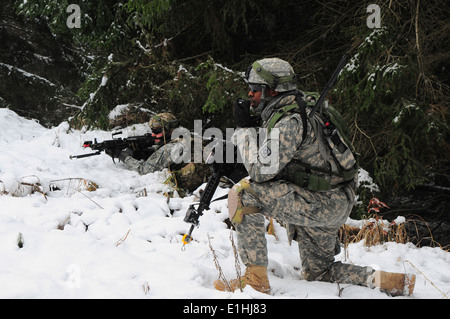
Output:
[69, 151, 101, 159]
[309, 54, 348, 118]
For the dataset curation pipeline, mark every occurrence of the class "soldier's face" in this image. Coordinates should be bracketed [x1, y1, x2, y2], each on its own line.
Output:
[248, 90, 263, 108]
[248, 88, 278, 109]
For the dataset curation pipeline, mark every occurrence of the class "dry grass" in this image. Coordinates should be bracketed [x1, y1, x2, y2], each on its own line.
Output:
[208, 232, 244, 293]
[339, 215, 409, 248]
[50, 177, 98, 194]
[266, 218, 278, 240]
[229, 231, 242, 292]
[0, 175, 47, 200]
[340, 197, 446, 250]
[115, 229, 131, 247]
[339, 198, 408, 247]
[208, 233, 232, 291]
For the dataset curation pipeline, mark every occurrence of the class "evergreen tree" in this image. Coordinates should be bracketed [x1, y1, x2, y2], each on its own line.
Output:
[13, 0, 449, 194]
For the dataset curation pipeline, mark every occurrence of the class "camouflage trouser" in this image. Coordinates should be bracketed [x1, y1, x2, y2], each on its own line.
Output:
[233, 179, 374, 286]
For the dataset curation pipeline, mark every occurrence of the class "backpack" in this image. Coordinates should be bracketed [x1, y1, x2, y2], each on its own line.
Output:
[267, 92, 359, 191]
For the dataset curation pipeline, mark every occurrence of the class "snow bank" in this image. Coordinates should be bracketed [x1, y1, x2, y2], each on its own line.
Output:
[0, 108, 449, 299]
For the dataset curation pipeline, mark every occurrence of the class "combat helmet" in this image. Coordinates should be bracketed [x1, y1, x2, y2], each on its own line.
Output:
[245, 58, 297, 92]
[149, 112, 179, 133]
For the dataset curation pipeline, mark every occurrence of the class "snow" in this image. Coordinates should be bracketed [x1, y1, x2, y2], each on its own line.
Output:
[393, 102, 420, 124]
[101, 74, 108, 87]
[344, 53, 359, 73]
[0, 62, 57, 87]
[357, 168, 380, 193]
[108, 104, 132, 120]
[0, 108, 449, 299]
[108, 104, 153, 121]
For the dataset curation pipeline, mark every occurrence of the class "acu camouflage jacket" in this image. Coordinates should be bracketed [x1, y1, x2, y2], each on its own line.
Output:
[233, 92, 357, 192]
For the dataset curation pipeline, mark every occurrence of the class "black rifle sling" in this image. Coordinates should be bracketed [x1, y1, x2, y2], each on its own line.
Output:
[295, 95, 308, 147]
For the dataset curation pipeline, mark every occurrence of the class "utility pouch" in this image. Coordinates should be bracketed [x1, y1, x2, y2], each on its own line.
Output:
[291, 168, 331, 192]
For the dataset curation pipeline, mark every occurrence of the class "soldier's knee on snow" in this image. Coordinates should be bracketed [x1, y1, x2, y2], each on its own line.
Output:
[301, 269, 333, 283]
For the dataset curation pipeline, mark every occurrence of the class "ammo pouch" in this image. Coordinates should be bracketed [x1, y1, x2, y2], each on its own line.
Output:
[276, 161, 356, 192]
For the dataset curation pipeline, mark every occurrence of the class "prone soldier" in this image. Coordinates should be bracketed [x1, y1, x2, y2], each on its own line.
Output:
[117, 113, 210, 194]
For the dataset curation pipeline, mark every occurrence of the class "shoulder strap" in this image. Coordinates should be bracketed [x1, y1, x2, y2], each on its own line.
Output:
[267, 103, 298, 134]
[267, 98, 308, 146]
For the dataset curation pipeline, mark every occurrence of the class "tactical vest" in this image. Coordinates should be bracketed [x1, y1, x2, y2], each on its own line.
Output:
[267, 92, 359, 191]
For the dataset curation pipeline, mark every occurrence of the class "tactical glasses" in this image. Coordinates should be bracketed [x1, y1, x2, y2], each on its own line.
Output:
[249, 84, 263, 93]
[151, 126, 163, 134]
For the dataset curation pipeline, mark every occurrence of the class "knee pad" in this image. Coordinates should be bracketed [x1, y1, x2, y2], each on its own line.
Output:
[228, 178, 259, 224]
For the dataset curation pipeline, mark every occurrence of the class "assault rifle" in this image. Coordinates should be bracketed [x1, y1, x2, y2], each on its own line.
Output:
[309, 54, 347, 118]
[181, 141, 246, 249]
[70, 131, 156, 162]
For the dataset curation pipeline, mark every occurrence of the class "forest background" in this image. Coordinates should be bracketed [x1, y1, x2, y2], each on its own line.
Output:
[0, 0, 449, 243]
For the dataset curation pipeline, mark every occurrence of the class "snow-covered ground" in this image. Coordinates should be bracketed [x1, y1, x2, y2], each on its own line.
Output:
[0, 108, 449, 299]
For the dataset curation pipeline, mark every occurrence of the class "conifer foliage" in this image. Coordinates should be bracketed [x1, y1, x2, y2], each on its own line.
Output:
[11, 0, 450, 194]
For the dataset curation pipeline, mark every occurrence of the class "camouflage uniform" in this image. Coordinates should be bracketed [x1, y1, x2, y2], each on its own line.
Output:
[124, 138, 210, 190]
[123, 142, 177, 175]
[231, 59, 374, 287]
[121, 114, 210, 193]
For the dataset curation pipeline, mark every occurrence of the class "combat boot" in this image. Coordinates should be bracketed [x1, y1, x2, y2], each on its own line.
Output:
[213, 265, 271, 294]
[368, 270, 416, 296]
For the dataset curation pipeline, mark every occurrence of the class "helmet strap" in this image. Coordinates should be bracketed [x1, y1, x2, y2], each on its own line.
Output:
[253, 84, 267, 115]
